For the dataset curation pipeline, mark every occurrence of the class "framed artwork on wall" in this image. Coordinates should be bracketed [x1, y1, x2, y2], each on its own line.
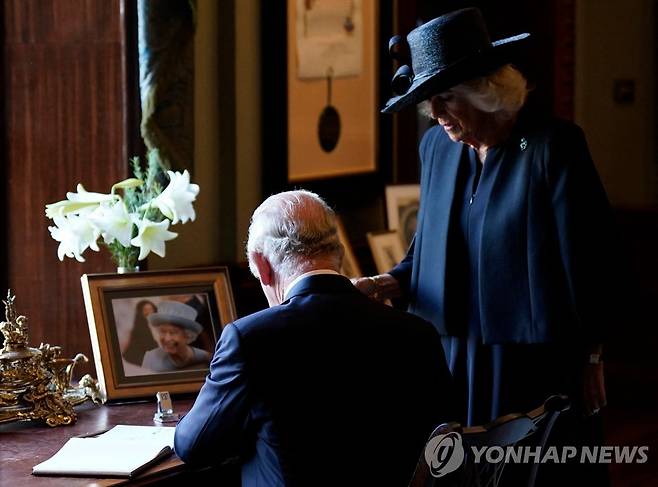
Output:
[81, 267, 236, 401]
[385, 184, 420, 249]
[286, 0, 378, 181]
[367, 230, 406, 274]
[336, 217, 362, 278]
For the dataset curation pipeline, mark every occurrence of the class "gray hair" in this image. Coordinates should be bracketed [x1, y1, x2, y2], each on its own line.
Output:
[419, 64, 528, 119]
[246, 190, 343, 279]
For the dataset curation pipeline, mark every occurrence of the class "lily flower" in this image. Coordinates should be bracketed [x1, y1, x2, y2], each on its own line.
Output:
[111, 178, 143, 193]
[149, 170, 200, 224]
[66, 184, 118, 203]
[48, 214, 101, 262]
[45, 199, 102, 218]
[45, 184, 118, 219]
[130, 218, 178, 260]
[89, 202, 134, 247]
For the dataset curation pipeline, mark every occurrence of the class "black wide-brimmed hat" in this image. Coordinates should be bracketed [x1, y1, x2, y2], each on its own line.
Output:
[382, 7, 530, 114]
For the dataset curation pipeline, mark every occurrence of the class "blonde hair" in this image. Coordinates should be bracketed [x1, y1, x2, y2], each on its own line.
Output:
[419, 64, 528, 119]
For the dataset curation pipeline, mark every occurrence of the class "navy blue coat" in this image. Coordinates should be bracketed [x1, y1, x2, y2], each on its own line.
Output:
[389, 113, 617, 345]
[174, 274, 453, 486]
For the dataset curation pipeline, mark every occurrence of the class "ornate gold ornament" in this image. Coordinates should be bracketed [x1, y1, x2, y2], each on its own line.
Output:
[0, 290, 105, 427]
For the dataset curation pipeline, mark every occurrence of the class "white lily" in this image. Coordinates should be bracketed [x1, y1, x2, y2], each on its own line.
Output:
[111, 178, 143, 193]
[130, 218, 178, 260]
[66, 184, 118, 203]
[89, 202, 135, 247]
[45, 199, 101, 219]
[46, 184, 118, 219]
[48, 214, 101, 262]
[149, 170, 200, 224]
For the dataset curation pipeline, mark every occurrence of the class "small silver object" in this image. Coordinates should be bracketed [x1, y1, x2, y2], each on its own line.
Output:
[519, 137, 528, 150]
[153, 391, 180, 423]
[520, 137, 528, 151]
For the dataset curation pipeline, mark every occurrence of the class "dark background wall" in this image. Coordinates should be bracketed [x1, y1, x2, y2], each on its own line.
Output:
[1, 0, 133, 375]
[0, 2, 656, 461]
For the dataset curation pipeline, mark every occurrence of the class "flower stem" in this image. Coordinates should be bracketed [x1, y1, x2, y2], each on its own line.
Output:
[106, 242, 140, 269]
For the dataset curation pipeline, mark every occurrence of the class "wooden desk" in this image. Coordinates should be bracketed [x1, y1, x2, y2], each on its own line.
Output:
[0, 398, 196, 486]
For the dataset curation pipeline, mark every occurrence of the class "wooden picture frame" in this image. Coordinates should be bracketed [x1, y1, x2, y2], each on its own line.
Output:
[336, 217, 362, 278]
[367, 230, 406, 274]
[81, 267, 236, 401]
[286, 0, 378, 181]
[385, 184, 420, 249]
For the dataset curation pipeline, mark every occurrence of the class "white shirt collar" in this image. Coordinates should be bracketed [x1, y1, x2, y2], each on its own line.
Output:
[283, 269, 341, 301]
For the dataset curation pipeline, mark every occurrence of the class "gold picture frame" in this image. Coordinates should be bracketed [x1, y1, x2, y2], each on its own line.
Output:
[367, 230, 406, 274]
[287, 0, 378, 181]
[336, 217, 362, 278]
[385, 184, 420, 250]
[81, 267, 236, 401]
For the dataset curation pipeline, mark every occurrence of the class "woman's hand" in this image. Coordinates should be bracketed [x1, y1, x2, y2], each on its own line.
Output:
[582, 362, 607, 416]
[351, 274, 402, 301]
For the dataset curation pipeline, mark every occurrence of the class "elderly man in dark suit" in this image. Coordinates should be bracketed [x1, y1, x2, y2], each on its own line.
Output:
[174, 190, 453, 486]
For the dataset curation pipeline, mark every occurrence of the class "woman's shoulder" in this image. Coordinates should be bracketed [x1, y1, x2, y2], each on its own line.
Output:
[419, 124, 453, 159]
[141, 347, 165, 368]
[190, 346, 211, 360]
[520, 112, 586, 146]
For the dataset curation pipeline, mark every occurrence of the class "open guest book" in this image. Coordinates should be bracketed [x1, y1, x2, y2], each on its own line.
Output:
[32, 425, 176, 478]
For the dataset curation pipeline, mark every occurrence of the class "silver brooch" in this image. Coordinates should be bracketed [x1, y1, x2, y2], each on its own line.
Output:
[520, 137, 528, 151]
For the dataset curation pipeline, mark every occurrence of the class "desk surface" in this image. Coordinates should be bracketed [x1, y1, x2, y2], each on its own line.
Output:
[0, 397, 195, 486]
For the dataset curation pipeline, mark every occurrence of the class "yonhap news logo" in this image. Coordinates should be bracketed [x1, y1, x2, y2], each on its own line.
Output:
[424, 432, 649, 478]
[424, 432, 465, 477]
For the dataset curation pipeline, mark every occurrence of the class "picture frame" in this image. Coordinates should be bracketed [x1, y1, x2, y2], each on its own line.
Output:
[286, 0, 378, 181]
[367, 230, 406, 274]
[336, 217, 362, 278]
[81, 267, 236, 401]
[385, 184, 420, 249]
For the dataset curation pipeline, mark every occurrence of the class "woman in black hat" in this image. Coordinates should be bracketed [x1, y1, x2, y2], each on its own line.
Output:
[355, 7, 616, 480]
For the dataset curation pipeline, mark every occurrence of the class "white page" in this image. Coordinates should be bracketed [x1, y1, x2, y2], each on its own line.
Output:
[32, 425, 175, 477]
[98, 425, 175, 447]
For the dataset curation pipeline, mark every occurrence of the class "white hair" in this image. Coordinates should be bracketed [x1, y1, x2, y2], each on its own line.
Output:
[419, 64, 528, 119]
[246, 190, 344, 279]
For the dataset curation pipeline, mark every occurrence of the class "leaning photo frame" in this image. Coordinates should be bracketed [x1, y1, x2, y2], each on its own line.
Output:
[385, 184, 420, 249]
[367, 230, 406, 274]
[81, 267, 236, 401]
[336, 217, 363, 278]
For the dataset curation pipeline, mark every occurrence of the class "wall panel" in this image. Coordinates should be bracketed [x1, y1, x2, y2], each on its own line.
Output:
[2, 0, 128, 376]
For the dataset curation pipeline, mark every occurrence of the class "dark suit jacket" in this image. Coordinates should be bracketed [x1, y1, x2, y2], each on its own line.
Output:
[174, 274, 453, 486]
[389, 113, 618, 345]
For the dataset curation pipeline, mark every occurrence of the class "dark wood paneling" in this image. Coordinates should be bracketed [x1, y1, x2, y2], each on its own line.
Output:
[3, 0, 129, 376]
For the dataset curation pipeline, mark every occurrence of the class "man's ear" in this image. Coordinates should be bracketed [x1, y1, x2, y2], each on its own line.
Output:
[252, 252, 274, 286]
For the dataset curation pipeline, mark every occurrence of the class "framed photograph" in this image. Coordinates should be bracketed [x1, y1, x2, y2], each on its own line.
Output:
[367, 230, 406, 274]
[336, 217, 362, 278]
[385, 184, 420, 249]
[81, 267, 236, 401]
[287, 0, 378, 181]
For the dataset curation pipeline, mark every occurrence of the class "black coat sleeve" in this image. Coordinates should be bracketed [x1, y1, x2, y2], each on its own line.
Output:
[387, 128, 435, 296]
[174, 323, 252, 466]
[546, 122, 619, 344]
